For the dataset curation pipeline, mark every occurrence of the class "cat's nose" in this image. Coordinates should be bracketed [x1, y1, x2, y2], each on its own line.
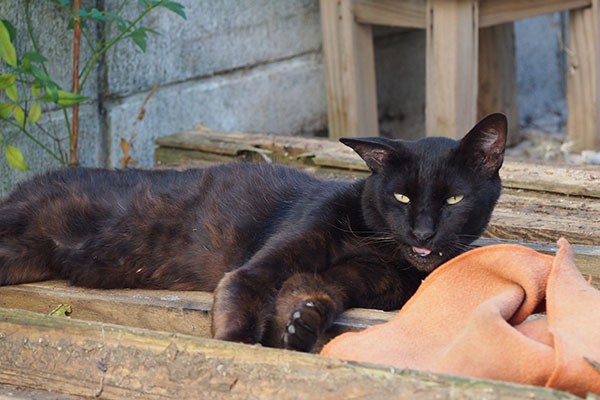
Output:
[413, 226, 435, 242]
[413, 215, 435, 242]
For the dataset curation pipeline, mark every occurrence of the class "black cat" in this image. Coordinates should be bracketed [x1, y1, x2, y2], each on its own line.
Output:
[0, 113, 507, 352]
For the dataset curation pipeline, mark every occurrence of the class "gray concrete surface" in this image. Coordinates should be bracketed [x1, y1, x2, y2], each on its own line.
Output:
[0, 1, 570, 197]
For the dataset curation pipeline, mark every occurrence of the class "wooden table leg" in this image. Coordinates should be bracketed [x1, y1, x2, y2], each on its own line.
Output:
[320, 0, 379, 139]
[426, 0, 479, 139]
[567, 0, 600, 150]
[478, 22, 520, 146]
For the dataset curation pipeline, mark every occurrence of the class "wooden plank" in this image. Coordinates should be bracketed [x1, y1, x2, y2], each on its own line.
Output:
[319, 0, 379, 139]
[478, 22, 520, 146]
[567, 0, 600, 150]
[351, 0, 591, 29]
[488, 188, 600, 246]
[354, 0, 426, 28]
[426, 0, 479, 139]
[500, 159, 600, 198]
[156, 130, 600, 198]
[479, 0, 591, 28]
[0, 308, 581, 400]
[0, 281, 396, 352]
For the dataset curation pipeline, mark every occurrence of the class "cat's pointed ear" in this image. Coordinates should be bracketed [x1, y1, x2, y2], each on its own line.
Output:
[458, 113, 507, 176]
[340, 137, 400, 173]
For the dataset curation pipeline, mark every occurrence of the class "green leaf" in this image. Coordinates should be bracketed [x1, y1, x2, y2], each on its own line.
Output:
[131, 28, 148, 52]
[49, 303, 72, 317]
[31, 82, 41, 98]
[5, 84, 18, 102]
[28, 101, 41, 125]
[90, 8, 109, 22]
[24, 52, 47, 64]
[0, 20, 16, 42]
[5, 145, 29, 170]
[30, 65, 50, 83]
[0, 20, 17, 67]
[13, 105, 25, 126]
[0, 103, 14, 118]
[0, 73, 16, 90]
[160, 1, 187, 20]
[45, 86, 59, 102]
[76, 9, 90, 17]
[48, 0, 72, 5]
[104, 12, 126, 27]
[41, 89, 88, 106]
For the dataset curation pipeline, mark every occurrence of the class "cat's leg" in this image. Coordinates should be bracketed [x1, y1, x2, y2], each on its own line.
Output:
[211, 264, 281, 344]
[211, 229, 331, 345]
[273, 261, 424, 352]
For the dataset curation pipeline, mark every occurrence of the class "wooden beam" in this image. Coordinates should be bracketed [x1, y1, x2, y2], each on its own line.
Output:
[1, 308, 581, 400]
[354, 0, 426, 28]
[426, 0, 479, 139]
[351, 0, 591, 29]
[478, 22, 520, 146]
[567, 0, 600, 150]
[479, 0, 591, 28]
[320, 0, 379, 139]
[155, 130, 600, 198]
[0, 281, 396, 352]
[488, 189, 600, 247]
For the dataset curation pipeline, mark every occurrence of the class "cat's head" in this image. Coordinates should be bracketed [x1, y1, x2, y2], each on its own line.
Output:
[341, 113, 507, 273]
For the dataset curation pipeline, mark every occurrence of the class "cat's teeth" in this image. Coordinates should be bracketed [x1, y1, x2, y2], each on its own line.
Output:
[412, 247, 432, 257]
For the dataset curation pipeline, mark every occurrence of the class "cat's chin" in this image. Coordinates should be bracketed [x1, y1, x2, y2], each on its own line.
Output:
[404, 246, 444, 273]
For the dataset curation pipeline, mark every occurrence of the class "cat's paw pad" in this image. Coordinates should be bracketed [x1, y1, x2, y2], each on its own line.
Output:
[282, 300, 322, 352]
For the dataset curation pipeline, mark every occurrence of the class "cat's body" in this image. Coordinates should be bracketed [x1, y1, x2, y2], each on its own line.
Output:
[0, 114, 507, 352]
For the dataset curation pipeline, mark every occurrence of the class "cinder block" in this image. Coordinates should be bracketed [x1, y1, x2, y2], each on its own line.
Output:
[104, 0, 322, 96]
[105, 53, 326, 168]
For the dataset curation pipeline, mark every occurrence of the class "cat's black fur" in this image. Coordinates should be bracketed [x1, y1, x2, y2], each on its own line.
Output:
[0, 113, 507, 352]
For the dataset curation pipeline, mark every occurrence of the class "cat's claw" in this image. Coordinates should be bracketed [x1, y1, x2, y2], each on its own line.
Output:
[282, 300, 322, 352]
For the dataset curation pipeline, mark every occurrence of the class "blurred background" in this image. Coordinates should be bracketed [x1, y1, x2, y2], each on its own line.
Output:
[0, 1, 583, 196]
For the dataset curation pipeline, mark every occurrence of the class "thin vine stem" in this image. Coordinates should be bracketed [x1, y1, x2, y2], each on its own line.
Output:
[3, 119, 65, 164]
[79, 1, 164, 90]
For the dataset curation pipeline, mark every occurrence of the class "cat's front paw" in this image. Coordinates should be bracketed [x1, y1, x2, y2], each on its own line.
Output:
[282, 299, 331, 352]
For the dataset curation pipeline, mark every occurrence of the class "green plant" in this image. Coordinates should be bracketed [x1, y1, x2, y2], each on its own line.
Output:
[0, 0, 186, 170]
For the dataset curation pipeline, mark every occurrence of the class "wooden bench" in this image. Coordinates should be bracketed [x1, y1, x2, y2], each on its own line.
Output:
[0, 128, 598, 398]
[319, 0, 600, 150]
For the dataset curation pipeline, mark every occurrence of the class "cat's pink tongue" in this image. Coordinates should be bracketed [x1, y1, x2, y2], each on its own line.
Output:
[412, 247, 432, 257]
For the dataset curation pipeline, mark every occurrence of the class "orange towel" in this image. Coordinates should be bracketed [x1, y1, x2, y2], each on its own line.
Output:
[320, 239, 600, 397]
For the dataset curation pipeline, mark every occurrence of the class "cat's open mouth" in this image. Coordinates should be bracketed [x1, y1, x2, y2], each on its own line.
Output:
[406, 246, 443, 272]
[412, 247, 431, 257]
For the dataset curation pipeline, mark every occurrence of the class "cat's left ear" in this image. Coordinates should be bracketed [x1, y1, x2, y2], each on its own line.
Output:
[340, 137, 401, 174]
[458, 113, 507, 176]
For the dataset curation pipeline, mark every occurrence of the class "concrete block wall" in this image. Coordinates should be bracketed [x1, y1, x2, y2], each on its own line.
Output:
[0, 1, 569, 197]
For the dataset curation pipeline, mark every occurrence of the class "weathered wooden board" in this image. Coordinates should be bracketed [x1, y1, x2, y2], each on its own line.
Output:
[567, 0, 600, 151]
[0, 281, 395, 353]
[478, 22, 520, 146]
[319, 0, 379, 139]
[352, 0, 591, 29]
[0, 308, 580, 400]
[155, 129, 600, 197]
[489, 189, 600, 246]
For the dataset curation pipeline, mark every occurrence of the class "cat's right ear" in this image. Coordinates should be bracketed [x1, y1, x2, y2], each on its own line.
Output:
[458, 113, 507, 176]
[340, 137, 399, 174]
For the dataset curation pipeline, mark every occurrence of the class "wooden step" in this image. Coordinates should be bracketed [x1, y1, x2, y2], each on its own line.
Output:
[0, 307, 581, 400]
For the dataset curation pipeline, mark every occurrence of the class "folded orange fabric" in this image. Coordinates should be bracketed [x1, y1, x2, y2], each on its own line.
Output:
[320, 239, 600, 397]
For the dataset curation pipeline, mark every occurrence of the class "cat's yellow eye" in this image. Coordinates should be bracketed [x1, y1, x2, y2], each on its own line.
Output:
[446, 195, 464, 205]
[394, 193, 410, 204]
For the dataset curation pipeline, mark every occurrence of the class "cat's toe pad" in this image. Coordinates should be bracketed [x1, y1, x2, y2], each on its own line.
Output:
[283, 300, 322, 352]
